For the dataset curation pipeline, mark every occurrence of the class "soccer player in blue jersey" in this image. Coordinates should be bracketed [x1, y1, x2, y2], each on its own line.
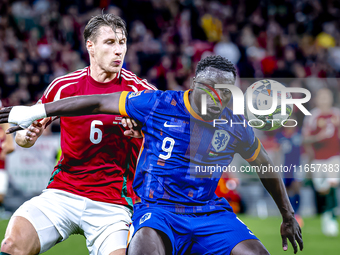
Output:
[1, 56, 303, 255]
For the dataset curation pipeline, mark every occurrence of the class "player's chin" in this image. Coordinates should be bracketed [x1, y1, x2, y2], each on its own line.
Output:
[109, 65, 122, 73]
[207, 109, 221, 119]
[202, 111, 220, 121]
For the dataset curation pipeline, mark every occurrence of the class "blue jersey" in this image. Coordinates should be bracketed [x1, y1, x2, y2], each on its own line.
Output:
[119, 90, 260, 213]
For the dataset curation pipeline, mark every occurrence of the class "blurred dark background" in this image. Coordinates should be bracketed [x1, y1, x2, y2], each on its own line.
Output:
[0, 0, 339, 108]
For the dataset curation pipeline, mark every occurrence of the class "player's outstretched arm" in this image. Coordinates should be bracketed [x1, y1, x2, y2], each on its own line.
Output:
[0, 92, 122, 133]
[250, 143, 303, 254]
[44, 92, 122, 117]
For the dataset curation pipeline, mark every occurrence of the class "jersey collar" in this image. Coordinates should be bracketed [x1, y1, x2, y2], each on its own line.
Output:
[87, 66, 121, 87]
[183, 90, 212, 122]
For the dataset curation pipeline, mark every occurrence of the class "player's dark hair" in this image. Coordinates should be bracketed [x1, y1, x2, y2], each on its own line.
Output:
[195, 55, 237, 78]
[83, 14, 127, 43]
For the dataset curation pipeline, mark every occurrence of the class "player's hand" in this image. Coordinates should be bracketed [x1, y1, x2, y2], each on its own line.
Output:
[0, 107, 25, 133]
[281, 215, 303, 254]
[0, 106, 12, 124]
[23, 118, 49, 141]
[122, 117, 142, 138]
[14, 118, 49, 148]
[0, 105, 46, 131]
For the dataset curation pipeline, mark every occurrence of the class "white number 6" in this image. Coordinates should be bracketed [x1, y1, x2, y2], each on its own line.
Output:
[90, 120, 103, 144]
[159, 137, 175, 160]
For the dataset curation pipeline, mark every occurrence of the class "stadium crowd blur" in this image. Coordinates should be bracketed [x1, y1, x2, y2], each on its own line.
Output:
[0, 0, 340, 218]
[0, 0, 340, 109]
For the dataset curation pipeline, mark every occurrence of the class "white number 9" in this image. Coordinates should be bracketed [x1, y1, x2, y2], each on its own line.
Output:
[159, 137, 175, 160]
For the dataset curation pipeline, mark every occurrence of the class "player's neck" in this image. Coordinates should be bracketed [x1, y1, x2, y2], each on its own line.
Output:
[90, 65, 117, 83]
[188, 92, 213, 121]
[188, 92, 201, 116]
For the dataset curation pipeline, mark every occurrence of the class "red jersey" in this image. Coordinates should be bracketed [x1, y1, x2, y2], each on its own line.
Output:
[302, 107, 340, 160]
[40, 67, 157, 210]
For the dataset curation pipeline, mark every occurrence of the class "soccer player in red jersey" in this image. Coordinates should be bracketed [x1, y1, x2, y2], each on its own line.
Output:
[302, 88, 340, 236]
[0, 14, 156, 255]
[0, 122, 15, 217]
[0, 99, 15, 214]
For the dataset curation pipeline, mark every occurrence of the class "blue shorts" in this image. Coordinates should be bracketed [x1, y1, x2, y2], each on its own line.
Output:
[129, 207, 258, 255]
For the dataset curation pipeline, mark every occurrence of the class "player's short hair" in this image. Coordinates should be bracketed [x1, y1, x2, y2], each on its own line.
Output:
[195, 55, 237, 79]
[83, 14, 127, 43]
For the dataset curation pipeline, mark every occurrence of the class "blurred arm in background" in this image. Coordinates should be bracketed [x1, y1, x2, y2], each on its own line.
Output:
[0, 123, 14, 159]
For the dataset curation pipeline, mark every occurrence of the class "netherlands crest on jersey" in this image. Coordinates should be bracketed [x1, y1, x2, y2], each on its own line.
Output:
[212, 130, 230, 152]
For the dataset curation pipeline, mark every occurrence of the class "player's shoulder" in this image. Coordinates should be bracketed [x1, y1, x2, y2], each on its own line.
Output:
[43, 67, 88, 100]
[309, 108, 321, 117]
[152, 90, 185, 105]
[160, 90, 184, 97]
[128, 89, 179, 102]
[127, 90, 185, 114]
[331, 107, 340, 116]
[219, 107, 254, 139]
[221, 107, 247, 123]
[120, 68, 157, 91]
[301, 107, 322, 133]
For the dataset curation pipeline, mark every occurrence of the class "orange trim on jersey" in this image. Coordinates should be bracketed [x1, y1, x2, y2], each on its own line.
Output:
[183, 90, 210, 122]
[119, 91, 129, 116]
[136, 131, 145, 166]
[245, 138, 261, 162]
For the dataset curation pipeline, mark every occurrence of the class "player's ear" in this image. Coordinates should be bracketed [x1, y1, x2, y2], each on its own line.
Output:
[86, 40, 94, 55]
[191, 77, 196, 89]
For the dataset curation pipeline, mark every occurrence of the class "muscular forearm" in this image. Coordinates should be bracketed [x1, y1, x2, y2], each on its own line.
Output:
[258, 170, 294, 219]
[252, 148, 294, 219]
[1, 92, 122, 131]
[45, 93, 121, 117]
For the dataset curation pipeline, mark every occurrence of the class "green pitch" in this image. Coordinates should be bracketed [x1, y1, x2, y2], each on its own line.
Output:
[1, 216, 339, 254]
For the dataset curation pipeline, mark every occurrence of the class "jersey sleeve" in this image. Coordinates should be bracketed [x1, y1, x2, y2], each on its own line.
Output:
[118, 90, 160, 124]
[236, 124, 261, 162]
[120, 68, 158, 91]
[136, 78, 158, 91]
[37, 80, 60, 123]
[39, 94, 48, 104]
[39, 79, 59, 104]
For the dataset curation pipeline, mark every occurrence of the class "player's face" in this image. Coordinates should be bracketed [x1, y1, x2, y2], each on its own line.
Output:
[88, 26, 127, 74]
[192, 67, 235, 120]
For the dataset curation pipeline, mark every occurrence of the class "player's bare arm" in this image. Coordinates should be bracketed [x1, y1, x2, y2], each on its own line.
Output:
[45, 92, 122, 117]
[0, 92, 124, 132]
[302, 130, 329, 144]
[250, 142, 303, 254]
